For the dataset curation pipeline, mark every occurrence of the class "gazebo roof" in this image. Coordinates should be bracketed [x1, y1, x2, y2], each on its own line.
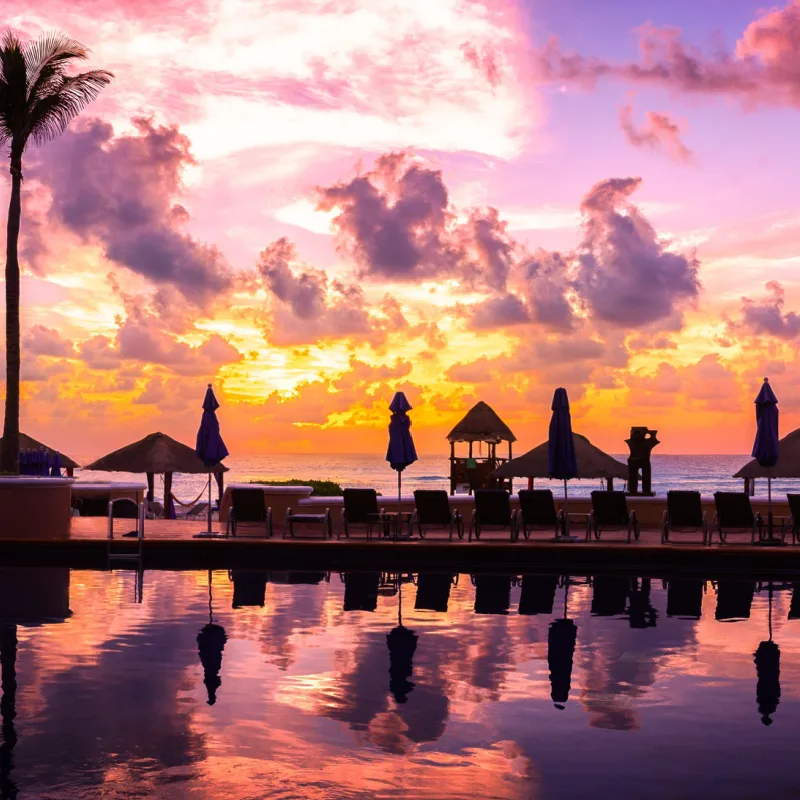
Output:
[83, 432, 228, 475]
[0, 432, 80, 469]
[734, 428, 800, 479]
[446, 401, 517, 444]
[493, 433, 628, 479]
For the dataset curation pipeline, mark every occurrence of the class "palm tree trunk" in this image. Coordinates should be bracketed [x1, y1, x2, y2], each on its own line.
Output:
[1, 154, 22, 475]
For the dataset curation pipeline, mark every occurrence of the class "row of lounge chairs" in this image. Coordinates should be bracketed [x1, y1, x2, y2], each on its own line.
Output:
[180, 486, 800, 544]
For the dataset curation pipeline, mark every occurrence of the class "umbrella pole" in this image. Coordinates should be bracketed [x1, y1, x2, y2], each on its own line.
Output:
[768, 477, 773, 540]
[563, 479, 569, 537]
[207, 472, 212, 536]
[397, 470, 402, 542]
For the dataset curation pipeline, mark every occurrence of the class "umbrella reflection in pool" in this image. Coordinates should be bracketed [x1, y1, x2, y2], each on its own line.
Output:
[387, 581, 418, 704]
[197, 571, 227, 706]
[548, 578, 577, 710]
[754, 583, 781, 726]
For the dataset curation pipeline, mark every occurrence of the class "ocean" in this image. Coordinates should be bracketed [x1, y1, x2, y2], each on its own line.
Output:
[70, 452, 784, 505]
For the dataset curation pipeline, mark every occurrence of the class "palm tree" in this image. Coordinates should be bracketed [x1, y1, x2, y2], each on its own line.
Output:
[0, 32, 111, 473]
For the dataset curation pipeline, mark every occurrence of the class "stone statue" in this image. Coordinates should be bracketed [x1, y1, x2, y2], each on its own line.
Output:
[626, 427, 660, 496]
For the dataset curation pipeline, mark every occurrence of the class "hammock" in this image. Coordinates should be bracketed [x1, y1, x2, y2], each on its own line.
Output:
[169, 487, 208, 508]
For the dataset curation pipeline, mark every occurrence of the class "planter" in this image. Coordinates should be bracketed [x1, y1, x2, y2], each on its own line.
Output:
[0, 476, 75, 539]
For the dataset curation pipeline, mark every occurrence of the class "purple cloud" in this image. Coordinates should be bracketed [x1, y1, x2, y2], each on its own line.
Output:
[33, 117, 232, 304]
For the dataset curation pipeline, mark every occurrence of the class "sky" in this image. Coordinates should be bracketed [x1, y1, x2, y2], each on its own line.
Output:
[3, 0, 800, 457]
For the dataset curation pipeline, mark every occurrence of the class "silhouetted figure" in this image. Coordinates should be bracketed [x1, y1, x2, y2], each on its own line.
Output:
[591, 576, 628, 617]
[626, 427, 660, 495]
[519, 575, 559, 615]
[414, 574, 454, 613]
[0, 626, 18, 800]
[715, 581, 755, 621]
[231, 571, 268, 608]
[666, 579, 704, 619]
[473, 575, 512, 615]
[343, 573, 380, 612]
[197, 623, 227, 706]
[387, 626, 418, 704]
[548, 619, 577, 710]
[627, 579, 657, 629]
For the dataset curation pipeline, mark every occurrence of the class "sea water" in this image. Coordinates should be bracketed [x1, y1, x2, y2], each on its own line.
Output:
[71, 452, 780, 507]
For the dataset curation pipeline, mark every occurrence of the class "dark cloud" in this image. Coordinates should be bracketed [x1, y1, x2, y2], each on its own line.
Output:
[317, 153, 453, 281]
[618, 103, 693, 162]
[258, 237, 377, 345]
[33, 117, 232, 304]
[519, 250, 575, 330]
[575, 177, 699, 327]
[79, 335, 122, 370]
[729, 281, 800, 339]
[24, 326, 74, 357]
[469, 293, 530, 330]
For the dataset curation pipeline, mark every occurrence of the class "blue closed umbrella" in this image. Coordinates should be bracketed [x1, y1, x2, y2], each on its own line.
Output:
[386, 392, 418, 536]
[195, 384, 229, 538]
[548, 387, 578, 539]
[752, 378, 779, 541]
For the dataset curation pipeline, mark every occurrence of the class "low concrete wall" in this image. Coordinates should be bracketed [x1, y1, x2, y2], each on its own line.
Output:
[0, 477, 74, 539]
[72, 482, 146, 505]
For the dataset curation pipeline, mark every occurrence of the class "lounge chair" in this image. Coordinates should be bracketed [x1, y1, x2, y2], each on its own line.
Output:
[184, 501, 209, 520]
[517, 490, 562, 540]
[230, 570, 268, 608]
[785, 494, 800, 544]
[75, 495, 111, 516]
[342, 572, 380, 611]
[712, 492, 762, 544]
[518, 574, 559, 615]
[589, 491, 640, 542]
[666, 579, 704, 619]
[414, 573, 457, 612]
[411, 490, 463, 539]
[590, 576, 629, 616]
[662, 490, 708, 545]
[340, 489, 384, 539]
[226, 488, 272, 538]
[714, 580, 755, 621]
[472, 574, 513, 614]
[470, 490, 516, 541]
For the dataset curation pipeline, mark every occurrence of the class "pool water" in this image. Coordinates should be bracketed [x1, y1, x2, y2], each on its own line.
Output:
[0, 569, 798, 799]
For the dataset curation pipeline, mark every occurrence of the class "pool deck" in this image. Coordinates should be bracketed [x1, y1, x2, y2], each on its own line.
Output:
[1, 517, 799, 577]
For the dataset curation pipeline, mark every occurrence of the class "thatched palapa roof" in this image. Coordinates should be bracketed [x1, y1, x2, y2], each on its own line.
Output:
[734, 428, 800, 479]
[447, 401, 517, 444]
[0, 432, 80, 469]
[84, 432, 228, 475]
[493, 433, 628, 480]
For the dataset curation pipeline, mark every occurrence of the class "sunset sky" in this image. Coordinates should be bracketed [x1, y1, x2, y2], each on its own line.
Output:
[3, 0, 800, 457]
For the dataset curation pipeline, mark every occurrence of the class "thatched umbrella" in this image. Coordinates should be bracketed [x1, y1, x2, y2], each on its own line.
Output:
[0, 432, 79, 476]
[735, 427, 800, 482]
[494, 433, 627, 488]
[83, 432, 227, 519]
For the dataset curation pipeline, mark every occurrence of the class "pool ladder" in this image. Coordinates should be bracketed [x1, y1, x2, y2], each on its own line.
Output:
[107, 499, 145, 572]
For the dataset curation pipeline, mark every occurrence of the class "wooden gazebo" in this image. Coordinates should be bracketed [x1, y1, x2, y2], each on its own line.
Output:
[446, 401, 516, 494]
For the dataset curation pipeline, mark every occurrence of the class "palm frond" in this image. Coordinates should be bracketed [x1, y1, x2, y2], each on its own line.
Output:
[23, 31, 88, 102]
[26, 70, 113, 146]
[0, 30, 27, 143]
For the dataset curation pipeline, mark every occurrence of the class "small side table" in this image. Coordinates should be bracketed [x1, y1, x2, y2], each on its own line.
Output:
[563, 511, 591, 540]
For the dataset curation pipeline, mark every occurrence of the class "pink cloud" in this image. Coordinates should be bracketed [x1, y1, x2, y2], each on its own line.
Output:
[728, 280, 800, 339]
[618, 103, 693, 162]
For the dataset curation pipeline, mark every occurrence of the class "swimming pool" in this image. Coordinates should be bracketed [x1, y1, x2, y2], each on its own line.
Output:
[0, 568, 797, 798]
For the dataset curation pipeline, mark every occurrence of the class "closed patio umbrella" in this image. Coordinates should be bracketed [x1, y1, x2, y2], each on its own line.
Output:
[752, 378, 780, 544]
[387, 583, 418, 704]
[195, 384, 229, 539]
[549, 388, 579, 540]
[386, 392, 417, 539]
